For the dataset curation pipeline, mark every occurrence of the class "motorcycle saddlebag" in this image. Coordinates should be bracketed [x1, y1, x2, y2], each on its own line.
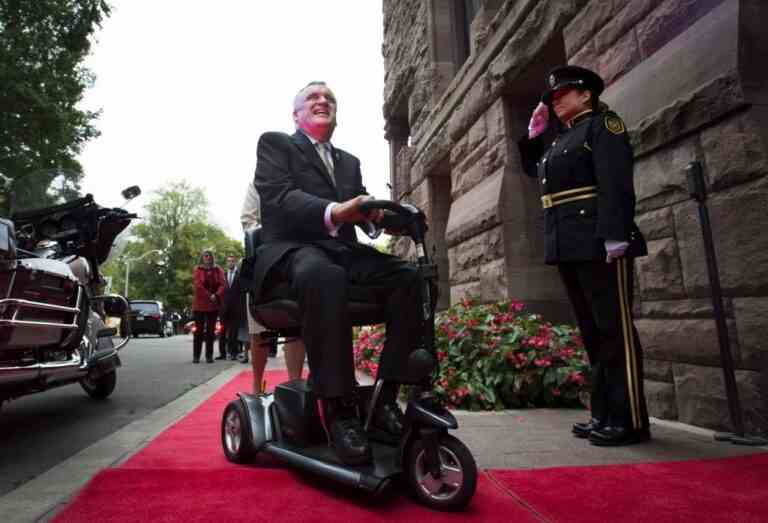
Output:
[0, 258, 82, 350]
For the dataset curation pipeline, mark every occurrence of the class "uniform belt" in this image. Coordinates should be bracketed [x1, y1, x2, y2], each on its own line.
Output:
[541, 186, 597, 209]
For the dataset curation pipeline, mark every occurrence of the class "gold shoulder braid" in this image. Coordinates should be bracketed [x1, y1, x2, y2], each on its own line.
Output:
[605, 114, 626, 135]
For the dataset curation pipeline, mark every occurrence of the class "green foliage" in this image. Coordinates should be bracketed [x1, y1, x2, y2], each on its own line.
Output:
[0, 0, 111, 203]
[101, 181, 243, 314]
[354, 297, 589, 410]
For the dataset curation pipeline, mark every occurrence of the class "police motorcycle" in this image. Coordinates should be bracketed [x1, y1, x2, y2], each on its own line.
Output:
[221, 200, 478, 511]
[0, 171, 138, 411]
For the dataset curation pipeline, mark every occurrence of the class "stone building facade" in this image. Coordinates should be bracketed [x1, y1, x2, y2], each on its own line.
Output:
[382, 0, 767, 433]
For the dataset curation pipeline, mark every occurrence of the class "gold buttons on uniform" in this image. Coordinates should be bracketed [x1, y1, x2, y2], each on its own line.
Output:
[579, 209, 586, 215]
[542, 178, 547, 184]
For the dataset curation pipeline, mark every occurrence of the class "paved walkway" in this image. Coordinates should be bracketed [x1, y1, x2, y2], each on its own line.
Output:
[1, 354, 765, 522]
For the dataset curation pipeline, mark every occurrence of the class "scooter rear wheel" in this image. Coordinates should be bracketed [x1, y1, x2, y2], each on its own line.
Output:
[405, 434, 477, 511]
[222, 400, 257, 464]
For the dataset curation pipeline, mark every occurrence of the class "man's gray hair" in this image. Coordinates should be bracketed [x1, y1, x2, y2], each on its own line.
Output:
[293, 81, 328, 112]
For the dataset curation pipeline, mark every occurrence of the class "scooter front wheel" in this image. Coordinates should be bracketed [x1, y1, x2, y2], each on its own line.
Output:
[222, 400, 257, 463]
[405, 434, 477, 511]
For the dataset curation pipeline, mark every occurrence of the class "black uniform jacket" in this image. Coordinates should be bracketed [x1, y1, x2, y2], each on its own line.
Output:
[251, 130, 378, 298]
[518, 110, 647, 265]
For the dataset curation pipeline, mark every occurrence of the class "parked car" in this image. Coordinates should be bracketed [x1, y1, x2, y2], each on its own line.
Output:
[129, 300, 167, 337]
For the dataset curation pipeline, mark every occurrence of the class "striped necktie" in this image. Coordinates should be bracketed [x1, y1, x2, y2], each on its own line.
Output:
[315, 142, 335, 185]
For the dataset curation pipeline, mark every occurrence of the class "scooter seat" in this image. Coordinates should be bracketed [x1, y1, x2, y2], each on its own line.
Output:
[251, 281, 388, 332]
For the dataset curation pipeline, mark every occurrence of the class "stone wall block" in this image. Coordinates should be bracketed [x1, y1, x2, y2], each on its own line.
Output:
[569, 37, 599, 72]
[636, 207, 674, 240]
[485, 98, 507, 147]
[644, 359, 674, 383]
[447, 76, 490, 143]
[452, 158, 488, 200]
[634, 135, 698, 213]
[595, 0, 661, 55]
[450, 281, 482, 305]
[672, 364, 765, 432]
[598, 29, 641, 85]
[674, 182, 768, 296]
[640, 298, 732, 319]
[636, 0, 725, 59]
[637, 318, 738, 366]
[701, 111, 768, 192]
[564, 0, 617, 57]
[450, 135, 469, 168]
[478, 258, 509, 303]
[631, 73, 746, 158]
[467, 112, 487, 153]
[636, 238, 685, 299]
[484, 143, 510, 179]
[446, 170, 504, 247]
[448, 226, 505, 280]
[734, 297, 768, 371]
[644, 380, 678, 419]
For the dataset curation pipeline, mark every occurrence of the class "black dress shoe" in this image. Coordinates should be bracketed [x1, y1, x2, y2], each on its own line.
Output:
[215, 355, 227, 360]
[206, 358, 215, 363]
[589, 425, 651, 446]
[374, 402, 405, 437]
[572, 418, 604, 439]
[323, 399, 372, 466]
[192, 359, 200, 364]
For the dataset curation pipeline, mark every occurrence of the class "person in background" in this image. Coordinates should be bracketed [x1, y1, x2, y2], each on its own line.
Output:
[218, 254, 244, 360]
[518, 65, 650, 446]
[191, 249, 225, 363]
[240, 181, 306, 393]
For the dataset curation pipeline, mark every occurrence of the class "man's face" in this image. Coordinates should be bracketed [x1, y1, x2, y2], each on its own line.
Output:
[227, 256, 236, 269]
[293, 84, 337, 139]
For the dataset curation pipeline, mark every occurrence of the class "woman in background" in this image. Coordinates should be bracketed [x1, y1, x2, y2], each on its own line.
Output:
[192, 249, 225, 363]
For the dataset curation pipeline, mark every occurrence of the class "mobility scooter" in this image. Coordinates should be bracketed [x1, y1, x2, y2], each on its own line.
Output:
[221, 200, 478, 511]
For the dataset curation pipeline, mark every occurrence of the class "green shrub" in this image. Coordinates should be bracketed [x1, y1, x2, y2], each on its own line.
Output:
[353, 297, 589, 410]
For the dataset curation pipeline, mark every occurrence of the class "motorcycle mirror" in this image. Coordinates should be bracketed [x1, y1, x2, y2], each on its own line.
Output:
[121, 186, 141, 201]
[101, 295, 129, 317]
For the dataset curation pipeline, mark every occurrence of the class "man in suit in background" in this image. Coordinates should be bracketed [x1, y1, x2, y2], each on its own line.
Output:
[218, 254, 243, 360]
[252, 81, 421, 466]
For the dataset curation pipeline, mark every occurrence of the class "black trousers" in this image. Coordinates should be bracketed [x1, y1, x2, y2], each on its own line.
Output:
[558, 258, 649, 431]
[219, 318, 242, 357]
[279, 245, 422, 399]
[192, 310, 217, 361]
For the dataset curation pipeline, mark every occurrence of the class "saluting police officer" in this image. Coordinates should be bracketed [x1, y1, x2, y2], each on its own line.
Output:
[519, 66, 650, 446]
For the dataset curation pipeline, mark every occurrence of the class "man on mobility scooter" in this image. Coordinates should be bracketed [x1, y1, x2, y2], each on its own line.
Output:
[223, 81, 477, 510]
[251, 81, 421, 465]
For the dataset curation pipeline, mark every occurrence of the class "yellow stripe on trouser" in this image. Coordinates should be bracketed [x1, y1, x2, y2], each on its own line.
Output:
[617, 258, 641, 429]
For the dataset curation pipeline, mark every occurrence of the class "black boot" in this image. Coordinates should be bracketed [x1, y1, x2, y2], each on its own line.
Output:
[321, 398, 371, 466]
[572, 417, 604, 439]
[589, 425, 651, 446]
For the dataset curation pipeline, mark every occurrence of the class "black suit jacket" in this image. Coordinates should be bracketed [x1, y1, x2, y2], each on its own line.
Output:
[220, 267, 238, 319]
[251, 130, 374, 297]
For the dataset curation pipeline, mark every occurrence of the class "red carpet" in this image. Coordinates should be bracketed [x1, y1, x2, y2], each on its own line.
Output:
[488, 453, 768, 523]
[54, 370, 768, 522]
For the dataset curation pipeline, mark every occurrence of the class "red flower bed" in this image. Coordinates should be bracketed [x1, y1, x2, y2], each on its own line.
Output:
[353, 297, 589, 410]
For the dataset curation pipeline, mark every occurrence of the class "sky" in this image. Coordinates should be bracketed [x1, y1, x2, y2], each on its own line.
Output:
[79, 1, 391, 242]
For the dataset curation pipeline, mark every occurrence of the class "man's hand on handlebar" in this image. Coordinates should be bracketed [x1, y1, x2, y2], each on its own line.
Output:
[331, 195, 384, 226]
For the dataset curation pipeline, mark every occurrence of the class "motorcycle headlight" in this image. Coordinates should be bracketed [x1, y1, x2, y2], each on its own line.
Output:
[0, 219, 16, 262]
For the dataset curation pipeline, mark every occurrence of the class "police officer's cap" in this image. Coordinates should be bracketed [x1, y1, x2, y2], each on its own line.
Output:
[542, 65, 604, 104]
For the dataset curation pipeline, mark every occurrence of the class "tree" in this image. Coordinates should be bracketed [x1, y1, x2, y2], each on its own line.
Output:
[0, 0, 111, 203]
[102, 181, 243, 314]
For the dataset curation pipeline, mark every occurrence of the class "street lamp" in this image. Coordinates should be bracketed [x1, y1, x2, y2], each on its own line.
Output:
[123, 249, 163, 298]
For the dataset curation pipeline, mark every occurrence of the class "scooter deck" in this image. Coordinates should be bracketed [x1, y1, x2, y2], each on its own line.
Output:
[264, 439, 402, 483]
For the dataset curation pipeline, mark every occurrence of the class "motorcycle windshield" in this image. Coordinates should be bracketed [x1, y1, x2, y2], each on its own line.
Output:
[3, 169, 83, 216]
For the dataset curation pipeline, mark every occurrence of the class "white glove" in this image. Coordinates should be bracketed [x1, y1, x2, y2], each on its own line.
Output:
[528, 102, 549, 139]
[605, 240, 629, 263]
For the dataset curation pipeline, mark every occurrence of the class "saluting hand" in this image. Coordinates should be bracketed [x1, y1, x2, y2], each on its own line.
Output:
[528, 102, 549, 139]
